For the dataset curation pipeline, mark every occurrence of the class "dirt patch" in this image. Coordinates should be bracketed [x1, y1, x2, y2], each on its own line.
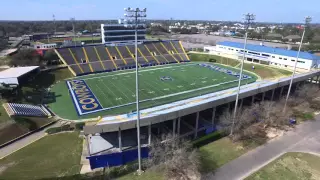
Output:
[0, 162, 16, 175]
[266, 127, 285, 139]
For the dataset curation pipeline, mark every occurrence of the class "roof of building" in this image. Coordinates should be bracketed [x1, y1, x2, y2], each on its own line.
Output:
[0, 66, 39, 79]
[217, 41, 320, 61]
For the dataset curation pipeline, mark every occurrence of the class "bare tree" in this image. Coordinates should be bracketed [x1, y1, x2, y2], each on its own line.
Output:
[295, 84, 320, 103]
[219, 104, 260, 136]
[259, 100, 292, 128]
[147, 134, 201, 180]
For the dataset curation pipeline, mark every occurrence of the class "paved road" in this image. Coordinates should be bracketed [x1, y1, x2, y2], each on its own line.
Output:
[0, 122, 60, 159]
[203, 116, 320, 180]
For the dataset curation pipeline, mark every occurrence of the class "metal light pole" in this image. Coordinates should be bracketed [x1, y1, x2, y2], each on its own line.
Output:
[230, 13, 255, 136]
[124, 7, 147, 174]
[283, 16, 312, 112]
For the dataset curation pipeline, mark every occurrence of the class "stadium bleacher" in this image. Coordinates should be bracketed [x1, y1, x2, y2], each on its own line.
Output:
[3, 103, 52, 117]
[55, 40, 189, 76]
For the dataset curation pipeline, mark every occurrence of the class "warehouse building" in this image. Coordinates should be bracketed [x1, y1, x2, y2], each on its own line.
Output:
[204, 41, 320, 70]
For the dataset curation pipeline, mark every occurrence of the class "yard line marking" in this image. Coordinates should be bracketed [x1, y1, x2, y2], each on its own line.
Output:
[80, 79, 242, 114]
[105, 77, 132, 103]
[99, 78, 124, 105]
[93, 83, 115, 107]
[118, 77, 136, 99]
[141, 79, 167, 97]
[146, 75, 173, 96]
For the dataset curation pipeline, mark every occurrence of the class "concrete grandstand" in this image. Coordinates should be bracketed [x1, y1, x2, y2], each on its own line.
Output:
[54, 40, 188, 76]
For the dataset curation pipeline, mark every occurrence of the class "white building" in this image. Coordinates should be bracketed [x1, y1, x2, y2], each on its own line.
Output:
[204, 41, 320, 70]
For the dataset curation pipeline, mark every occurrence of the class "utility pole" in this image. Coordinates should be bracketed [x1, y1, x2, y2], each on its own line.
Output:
[71, 18, 76, 47]
[124, 7, 147, 175]
[283, 16, 312, 112]
[230, 13, 255, 136]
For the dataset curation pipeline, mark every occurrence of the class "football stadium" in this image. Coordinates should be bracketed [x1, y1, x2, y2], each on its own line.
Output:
[50, 46, 257, 120]
[2, 10, 320, 171]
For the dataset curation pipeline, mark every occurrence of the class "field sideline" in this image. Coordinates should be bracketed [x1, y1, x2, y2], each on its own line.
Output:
[49, 62, 257, 119]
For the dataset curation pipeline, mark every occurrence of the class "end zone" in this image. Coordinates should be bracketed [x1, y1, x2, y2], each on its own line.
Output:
[66, 80, 103, 116]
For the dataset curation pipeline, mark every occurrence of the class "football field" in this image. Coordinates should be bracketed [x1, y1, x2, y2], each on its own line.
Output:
[60, 62, 257, 117]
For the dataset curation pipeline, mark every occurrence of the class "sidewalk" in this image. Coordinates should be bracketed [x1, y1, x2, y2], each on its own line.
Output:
[203, 118, 320, 180]
[0, 122, 60, 159]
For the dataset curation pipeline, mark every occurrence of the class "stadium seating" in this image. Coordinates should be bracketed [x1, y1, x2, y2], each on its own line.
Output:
[55, 41, 189, 76]
[171, 41, 189, 61]
[139, 45, 159, 65]
[3, 103, 52, 117]
[144, 43, 168, 64]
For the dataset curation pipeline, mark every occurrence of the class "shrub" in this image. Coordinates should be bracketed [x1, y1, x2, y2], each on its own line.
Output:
[45, 124, 71, 134]
[209, 59, 217, 62]
[193, 131, 223, 147]
[240, 123, 267, 146]
[75, 122, 85, 130]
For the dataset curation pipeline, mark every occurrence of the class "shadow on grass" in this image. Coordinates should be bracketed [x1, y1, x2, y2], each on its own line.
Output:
[199, 148, 219, 173]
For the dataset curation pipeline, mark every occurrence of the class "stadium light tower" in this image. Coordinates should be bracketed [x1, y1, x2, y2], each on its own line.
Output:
[230, 13, 255, 136]
[71, 17, 76, 47]
[53, 14, 56, 35]
[283, 16, 312, 112]
[124, 7, 147, 175]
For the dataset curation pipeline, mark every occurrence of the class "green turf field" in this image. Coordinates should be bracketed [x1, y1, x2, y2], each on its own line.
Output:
[49, 62, 257, 120]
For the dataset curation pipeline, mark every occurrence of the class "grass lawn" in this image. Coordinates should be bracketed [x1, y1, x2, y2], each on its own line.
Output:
[117, 137, 255, 180]
[117, 170, 164, 180]
[0, 69, 70, 144]
[199, 137, 257, 173]
[0, 132, 82, 180]
[49, 63, 257, 119]
[246, 152, 320, 180]
[73, 36, 101, 42]
[189, 53, 292, 79]
[0, 99, 11, 125]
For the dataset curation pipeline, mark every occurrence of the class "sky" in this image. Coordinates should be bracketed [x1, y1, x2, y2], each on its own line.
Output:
[0, 0, 319, 23]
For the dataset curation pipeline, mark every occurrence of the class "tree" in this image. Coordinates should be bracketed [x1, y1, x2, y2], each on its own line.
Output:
[170, 28, 181, 33]
[147, 134, 201, 180]
[43, 50, 59, 65]
[9, 49, 43, 67]
[180, 28, 191, 34]
[209, 25, 220, 32]
[304, 27, 315, 42]
[190, 27, 198, 34]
